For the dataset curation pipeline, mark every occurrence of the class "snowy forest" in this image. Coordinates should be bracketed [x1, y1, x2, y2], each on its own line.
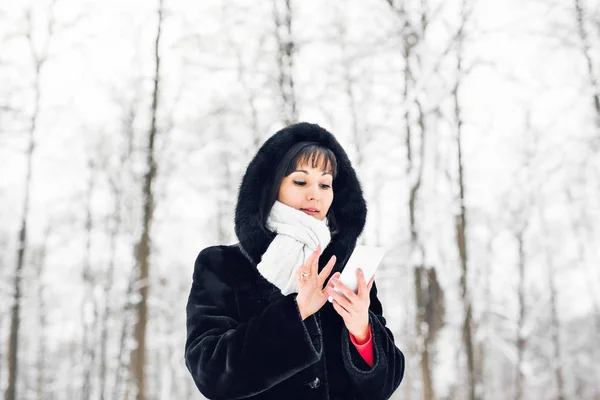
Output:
[1, 0, 600, 399]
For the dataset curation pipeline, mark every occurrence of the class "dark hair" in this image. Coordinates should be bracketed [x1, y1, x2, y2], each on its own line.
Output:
[261, 142, 339, 236]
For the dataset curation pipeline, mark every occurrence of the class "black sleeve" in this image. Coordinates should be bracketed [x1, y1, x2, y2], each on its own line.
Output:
[340, 281, 405, 400]
[184, 247, 323, 400]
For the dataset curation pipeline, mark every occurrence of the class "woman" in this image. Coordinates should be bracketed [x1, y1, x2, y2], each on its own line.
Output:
[185, 123, 404, 400]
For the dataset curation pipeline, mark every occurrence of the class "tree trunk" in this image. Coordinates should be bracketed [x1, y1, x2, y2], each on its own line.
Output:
[342, 30, 363, 170]
[453, 2, 476, 398]
[272, 0, 297, 126]
[99, 180, 123, 400]
[565, 188, 600, 398]
[130, 1, 163, 399]
[115, 272, 135, 400]
[214, 119, 234, 244]
[414, 266, 444, 400]
[385, 1, 438, 396]
[574, 0, 600, 125]
[223, 2, 263, 153]
[412, 101, 436, 400]
[113, 102, 138, 400]
[537, 197, 566, 399]
[516, 230, 526, 400]
[34, 227, 50, 400]
[5, 159, 29, 400]
[82, 160, 98, 400]
[5, 12, 46, 399]
[546, 256, 565, 400]
[477, 230, 493, 400]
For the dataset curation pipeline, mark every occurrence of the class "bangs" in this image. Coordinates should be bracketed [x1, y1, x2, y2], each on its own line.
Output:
[287, 145, 338, 179]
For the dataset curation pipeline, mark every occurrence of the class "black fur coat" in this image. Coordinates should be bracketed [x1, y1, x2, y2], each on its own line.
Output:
[185, 123, 405, 400]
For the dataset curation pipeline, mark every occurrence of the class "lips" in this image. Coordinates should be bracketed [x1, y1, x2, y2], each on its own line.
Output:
[301, 208, 319, 215]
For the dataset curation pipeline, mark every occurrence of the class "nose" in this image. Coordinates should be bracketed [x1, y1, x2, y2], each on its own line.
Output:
[307, 183, 320, 200]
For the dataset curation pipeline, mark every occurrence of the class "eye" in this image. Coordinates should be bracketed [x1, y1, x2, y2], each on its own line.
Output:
[293, 180, 306, 186]
[320, 184, 331, 189]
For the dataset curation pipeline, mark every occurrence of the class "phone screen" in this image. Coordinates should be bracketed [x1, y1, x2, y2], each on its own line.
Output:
[328, 245, 385, 301]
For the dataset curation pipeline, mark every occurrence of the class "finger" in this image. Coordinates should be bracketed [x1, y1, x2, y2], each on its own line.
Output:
[331, 298, 350, 317]
[330, 278, 357, 301]
[357, 268, 367, 298]
[367, 275, 375, 292]
[326, 286, 353, 310]
[318, 255, 336, 286]
[326, 272, 341, 288]
[297, 253, 316, 282]
[295, 267, 307, 284]
[302, 249, 317, 270]
[311, 245, 322, 275]
[300, 253, 315, 274]
[300, 248, 319, 278]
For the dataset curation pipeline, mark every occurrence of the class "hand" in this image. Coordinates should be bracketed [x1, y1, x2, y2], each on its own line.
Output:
[326, 268, 375, 341]
[295, 245, 336, 320]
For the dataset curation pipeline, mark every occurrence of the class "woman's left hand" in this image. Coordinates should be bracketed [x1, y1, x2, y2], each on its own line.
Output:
[326, 269, 375, 342]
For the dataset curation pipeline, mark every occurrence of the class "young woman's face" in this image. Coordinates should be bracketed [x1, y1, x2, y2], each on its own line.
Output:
[277, 162, 334, 221]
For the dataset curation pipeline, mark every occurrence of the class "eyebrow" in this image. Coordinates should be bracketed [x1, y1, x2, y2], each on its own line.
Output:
[294, 169, 332, 176]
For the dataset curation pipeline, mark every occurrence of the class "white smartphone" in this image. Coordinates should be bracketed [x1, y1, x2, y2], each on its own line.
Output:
[328, 245, 385, 302]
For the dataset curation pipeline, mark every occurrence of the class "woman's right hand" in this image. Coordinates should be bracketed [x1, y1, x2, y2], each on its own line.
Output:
[295, 245, 336, 320]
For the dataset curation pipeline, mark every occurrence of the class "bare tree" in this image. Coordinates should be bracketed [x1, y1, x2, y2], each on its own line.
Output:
[331, 6, 378, 246]
[99, 175, 122, 400]
[130, 1, 164, 399]
[215, 117, 236, 244]
[474, 216, 493, 400]
[94, 110, 138, 400]
[574, 0, 600, 129]
[383, 1, 449, 397]
[102, 83, 142, 400]
[565, 187, 600, 397]
[386, 0, 447, 398]
[538, 218, 566, 400]
[514, 227, 527, 400]
[81, 157, 100, 400]
[5, 3, 55, 399]
[508, 113, 535, 400]
[413, 266, 445, 400]
[452, 1, 476, 398]
[272, 0, 297, 126]
[529, 123, 566, 399]
[222, 1, 268, 153]
[33, 225, 50, 400]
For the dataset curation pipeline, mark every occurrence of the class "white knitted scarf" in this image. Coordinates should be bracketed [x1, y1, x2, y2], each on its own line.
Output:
[257, 200, 332, 295]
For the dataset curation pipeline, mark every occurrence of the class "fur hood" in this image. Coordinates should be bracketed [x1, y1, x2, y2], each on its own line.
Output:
[234, 122, 367, 273]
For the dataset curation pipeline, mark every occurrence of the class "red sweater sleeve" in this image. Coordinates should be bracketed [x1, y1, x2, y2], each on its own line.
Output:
[349, 324, 374, 367]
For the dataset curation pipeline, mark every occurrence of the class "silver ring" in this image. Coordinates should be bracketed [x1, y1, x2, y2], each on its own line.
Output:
[301, 271, 311, 277]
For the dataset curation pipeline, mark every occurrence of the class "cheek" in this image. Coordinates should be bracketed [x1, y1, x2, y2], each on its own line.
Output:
[278, 184, 300, 205]
[326, 192, 334, 205]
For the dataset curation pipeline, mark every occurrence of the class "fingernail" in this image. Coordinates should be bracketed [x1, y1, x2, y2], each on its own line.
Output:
[331, 278, 339, 285]
[358, 268, 363, 275]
